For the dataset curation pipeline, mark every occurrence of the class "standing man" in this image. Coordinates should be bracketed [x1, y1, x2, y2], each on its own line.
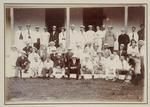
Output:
[86, 25, 95, 45]
[129, 26, 139, 42]
[49, 25, 59, 47]
[69, 24, 78, 50]
[78, 25, 86, 50]
[15, 25, 26, 50]
[118, 28, 130, 51]
[24, 24, 33, 46]
[41, 27, 50, 47]
[104, 26, 117, 53]
[59, 27, 67, 48]
[138, 24, 145, 41]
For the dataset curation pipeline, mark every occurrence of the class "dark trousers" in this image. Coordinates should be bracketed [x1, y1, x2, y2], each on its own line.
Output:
[67, 68, 80, 79]
[108, 47, 114, 54]
[42, 68, 53, 78]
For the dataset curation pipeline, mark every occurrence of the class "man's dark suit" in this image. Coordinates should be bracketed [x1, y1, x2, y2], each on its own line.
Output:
[49, 31, 59, 47]
[67, 58, 81, 80]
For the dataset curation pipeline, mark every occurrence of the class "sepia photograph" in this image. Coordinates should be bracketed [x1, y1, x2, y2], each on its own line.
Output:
[2, 1, 149, 105]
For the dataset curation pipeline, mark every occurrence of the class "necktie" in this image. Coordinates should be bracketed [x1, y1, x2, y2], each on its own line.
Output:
[121, 60, 124, 69]
[19, 32, 23, 40]
[132, 33, 134, 40]
[28, 30, 31, 39]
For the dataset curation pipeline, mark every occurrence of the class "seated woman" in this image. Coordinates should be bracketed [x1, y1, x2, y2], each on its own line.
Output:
[42, 56, 54, 79]
[52, 53, 65, 78]
[81, 54, 94, 79]
[15, 50, 30, 78]
[67, 54, 81, 80]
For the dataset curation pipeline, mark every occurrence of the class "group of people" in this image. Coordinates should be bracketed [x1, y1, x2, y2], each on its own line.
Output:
[10, 23, 145, 85]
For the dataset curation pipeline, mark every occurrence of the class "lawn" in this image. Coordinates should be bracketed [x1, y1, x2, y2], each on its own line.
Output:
[5, 77, 144, 103]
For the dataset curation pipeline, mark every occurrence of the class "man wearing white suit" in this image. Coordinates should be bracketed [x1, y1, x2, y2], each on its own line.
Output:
[15, 25, 26, 50]
[69, 24, 78, 50]
[85, 25, 95, 45]
[78, 25, 87, 50]
[24, 24, 33, 46]
[41, 27, 50, 47]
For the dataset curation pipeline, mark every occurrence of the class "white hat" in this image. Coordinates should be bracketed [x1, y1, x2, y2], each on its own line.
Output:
[72, 54, 77, 58]
[70, 24, 75, 27]
[49, 41, 55, 45]
[20, 50, 26, 54]
[80, 25, 85, 28]
[88, 25, 93, 28]
[108, 25, 113, 28]
[53, 25, 56, 28]
[68, 46, 72, 50]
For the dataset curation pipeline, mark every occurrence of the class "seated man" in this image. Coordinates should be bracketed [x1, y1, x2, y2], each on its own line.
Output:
[93, 51, 105, 75]
[15, 50, 30, 78]
[52, 53, 65, 78]
[47, 41, 57, 55]
[67, 54, 81, 80]
[42, 56, 54, 79]
[81, 54, 94, 79]
[117, 55, 131, 82]
[104, 54, 117, 81]
[28, 56, 42, 78]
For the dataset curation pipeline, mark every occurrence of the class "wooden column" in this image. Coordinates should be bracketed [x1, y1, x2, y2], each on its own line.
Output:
[66, 7, 70, 48]
[124, 6, 128, 31]
[10, 8, 14, 45]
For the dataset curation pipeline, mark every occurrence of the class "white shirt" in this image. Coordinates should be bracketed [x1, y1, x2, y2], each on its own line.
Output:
[70, 30, 78, 48]
[33, 31, 41, 43]
[44, 60, 54, 69]
[118, 59, 130, 70]
[127, 46, 139, 56]
[59, 31, 67, 47]
[78, 31, 86, 46]
[95, 30, 106, 39]
[129, 32, 139, 42]
[15, 30, 26, 50]
[24, 29, 33, 45]
[47, 46, 56, 54]
[41, 32, 50, 46]
[86, 30, 95, 43]
[28, 52, 40, 63]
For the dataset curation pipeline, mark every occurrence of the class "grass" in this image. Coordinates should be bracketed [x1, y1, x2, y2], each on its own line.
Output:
[5, 77, 144, 103]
